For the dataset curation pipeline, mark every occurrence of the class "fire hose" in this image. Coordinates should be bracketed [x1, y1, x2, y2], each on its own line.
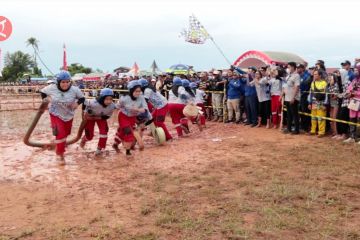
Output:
[23, 100, 87, 149]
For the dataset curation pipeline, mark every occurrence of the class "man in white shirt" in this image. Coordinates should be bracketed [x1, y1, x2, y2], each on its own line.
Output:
[282, 62, 301, 134]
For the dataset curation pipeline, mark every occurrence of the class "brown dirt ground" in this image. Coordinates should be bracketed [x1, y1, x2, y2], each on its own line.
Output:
[0, 105, 360, 240]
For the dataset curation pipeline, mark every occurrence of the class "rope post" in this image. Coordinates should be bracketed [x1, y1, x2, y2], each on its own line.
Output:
[222, 86, 227, 123]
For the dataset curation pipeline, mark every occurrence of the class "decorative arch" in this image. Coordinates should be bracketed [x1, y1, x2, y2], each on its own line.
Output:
[233, 50, 275, 68]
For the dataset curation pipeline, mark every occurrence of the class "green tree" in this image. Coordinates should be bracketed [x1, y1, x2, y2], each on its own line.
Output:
[1, 51, 34, 82]
[33, 66, 42, 76]
[25, 37, 39, 66]
[67, 63, 92, 75]
[26, 37, 54, 75]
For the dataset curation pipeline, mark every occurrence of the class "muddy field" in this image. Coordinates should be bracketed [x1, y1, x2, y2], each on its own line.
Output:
[1, 104, 360, 240]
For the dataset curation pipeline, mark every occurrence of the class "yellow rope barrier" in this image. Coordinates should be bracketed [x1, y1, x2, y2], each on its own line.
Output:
[1, 88, 358, 127]
[283, 108, 360, 127]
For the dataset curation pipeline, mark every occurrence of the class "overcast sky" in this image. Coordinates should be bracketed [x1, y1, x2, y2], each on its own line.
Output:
[1, 0, 359, 74]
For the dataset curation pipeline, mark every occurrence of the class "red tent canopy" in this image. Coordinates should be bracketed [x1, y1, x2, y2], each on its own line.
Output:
[82, 73, 105, 81]
[233, 50, 307, 68]
[82, 76, 101, 81]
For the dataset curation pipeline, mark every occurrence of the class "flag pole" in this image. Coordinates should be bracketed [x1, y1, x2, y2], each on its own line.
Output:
[63, 44, 68, 71]
[193, 14, 232, 66]
[209, 37, 232, 66]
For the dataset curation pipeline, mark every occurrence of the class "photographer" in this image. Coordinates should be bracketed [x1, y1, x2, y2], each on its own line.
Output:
[209, 70, 226, 122]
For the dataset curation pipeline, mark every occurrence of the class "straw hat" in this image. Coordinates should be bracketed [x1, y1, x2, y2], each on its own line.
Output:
[149, 122, 166, 145]
[183, 104, 199, 117]
[154, 127, 166, 145]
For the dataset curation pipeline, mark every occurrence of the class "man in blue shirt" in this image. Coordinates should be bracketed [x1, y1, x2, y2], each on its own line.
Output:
[297, 64, 312, 132]
[225, 70, 242, 123]
[341, 60, 355, 81]
[240, 67, 258, 127]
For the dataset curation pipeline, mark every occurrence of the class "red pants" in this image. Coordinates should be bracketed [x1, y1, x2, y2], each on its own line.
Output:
[196, 103, 206, 125]
[152, 104, 172, 140]
[115, 112, 136, 144]
[168, 103, 188, 137]
[50, 114, 73, 155]
[271, 95, 281, 125]
[147, 102, 154, 113]
[82, 119, 109, 149]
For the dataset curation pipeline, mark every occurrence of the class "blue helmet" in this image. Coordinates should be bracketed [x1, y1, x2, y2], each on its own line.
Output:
[127, 80, 141, 90]
[138, 78, 149, 87]
[56, 70, 71, 82]
[189, 82, 197, 89]
[100, 88, 114, 97]
[173, 77, 182, 86]
[182, 79, 190, 88]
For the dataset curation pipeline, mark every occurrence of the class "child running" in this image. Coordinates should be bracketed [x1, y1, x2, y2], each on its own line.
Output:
[168, 77, 190, 137]
[40, 70, 85, 165]
[80, 88, 116, 155]
[113, 80, 151, 158]
[138, 78, 173, 141]
[182, 79, 205, 131]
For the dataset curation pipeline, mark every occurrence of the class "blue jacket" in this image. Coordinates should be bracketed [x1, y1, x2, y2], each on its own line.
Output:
[234, 66, 247, 75]
[300, 70, 312, 94]
[227, 78, 242, 99]
[348, 70, 355, 82]
[241, 78, 257, 96]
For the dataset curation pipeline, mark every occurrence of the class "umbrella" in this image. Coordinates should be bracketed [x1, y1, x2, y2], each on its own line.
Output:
[113, 66, 130, 73]
[165, 64, 195, 75]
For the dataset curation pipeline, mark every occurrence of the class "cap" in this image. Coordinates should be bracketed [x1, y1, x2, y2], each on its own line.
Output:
[341, 60, 351, 66]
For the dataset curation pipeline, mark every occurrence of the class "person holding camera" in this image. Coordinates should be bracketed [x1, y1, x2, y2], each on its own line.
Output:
[209, 70, 225, 122]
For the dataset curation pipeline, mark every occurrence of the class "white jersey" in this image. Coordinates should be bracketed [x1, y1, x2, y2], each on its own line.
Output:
[194, 89, 205, 104]
[40, 84, 84, 121]
[143, 88, 167, 109]
[255, 77, 271, 102]
[284, 73, 301, 102]
[117, 95, 151, 119]
[84, 99, 116, 118]
[183, 89, 195, 104]
[168, 86, 188, 104]
[269, 78, 282, 96]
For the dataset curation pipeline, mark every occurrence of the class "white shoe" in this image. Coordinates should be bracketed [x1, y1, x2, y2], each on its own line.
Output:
[343, 138, 355, 143]
[337, 135, 346, 140]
